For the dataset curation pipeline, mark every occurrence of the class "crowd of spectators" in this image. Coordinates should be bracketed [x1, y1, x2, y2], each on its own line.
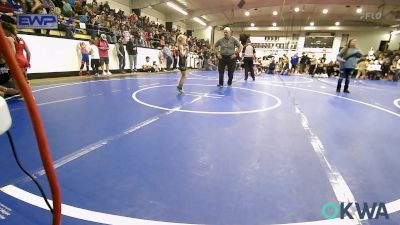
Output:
[1, 0, 210, 50]
[248, 49, 400, 82]
[1, 0, 217, 76]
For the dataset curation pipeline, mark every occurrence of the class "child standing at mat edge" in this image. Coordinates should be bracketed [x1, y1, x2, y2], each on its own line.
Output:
[177, 34, 188, 93]
[79, 42, 90, 76]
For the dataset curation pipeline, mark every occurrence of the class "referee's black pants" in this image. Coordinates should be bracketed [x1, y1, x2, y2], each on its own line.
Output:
[218, 55, 236, 86]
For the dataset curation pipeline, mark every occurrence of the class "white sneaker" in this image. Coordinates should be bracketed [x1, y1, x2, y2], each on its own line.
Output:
[102, 71, 107, 76]
[107, 71, 112, 76]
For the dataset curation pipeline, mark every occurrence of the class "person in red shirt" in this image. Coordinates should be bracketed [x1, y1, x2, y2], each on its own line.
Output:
[98, 34, 111, 75]
[1, 21, 21, 98]
[14, 36, 31, 82]
[2, 21, 31, 83]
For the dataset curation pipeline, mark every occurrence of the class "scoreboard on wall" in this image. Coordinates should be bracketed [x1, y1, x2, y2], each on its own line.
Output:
[304, 32, 335, 48]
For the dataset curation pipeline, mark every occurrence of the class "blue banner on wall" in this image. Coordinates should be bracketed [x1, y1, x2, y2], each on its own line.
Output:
[17, 14, 58, 29]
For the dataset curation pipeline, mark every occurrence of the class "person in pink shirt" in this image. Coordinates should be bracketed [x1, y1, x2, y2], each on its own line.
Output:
[98, 34, 112, 75]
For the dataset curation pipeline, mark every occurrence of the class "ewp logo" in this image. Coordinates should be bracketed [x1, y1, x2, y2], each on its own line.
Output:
[17, 14, 58, 29]
[322, 202, 389, 220]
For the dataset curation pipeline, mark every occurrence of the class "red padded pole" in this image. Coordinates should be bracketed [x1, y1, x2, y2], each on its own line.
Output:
[0, 25, 61, 225]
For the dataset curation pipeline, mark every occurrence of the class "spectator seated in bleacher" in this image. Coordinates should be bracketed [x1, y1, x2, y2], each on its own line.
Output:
[204, 57, 217, 71]
[41, 0, 55, 13]
[7, 0, 21, 13]
[326, 61, 335, 77]
[62, 0, 74, 17]
[0, 85, 19, 97]
[314, 61, 327, 77]
[280, 60, 290, 75]
[0, 0, 13, 15]
[58, 17, 76, 39]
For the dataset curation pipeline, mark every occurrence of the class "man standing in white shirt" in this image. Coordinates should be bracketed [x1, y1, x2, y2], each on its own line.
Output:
[89, 39, 100, 76]
[242, 37, 256, 81]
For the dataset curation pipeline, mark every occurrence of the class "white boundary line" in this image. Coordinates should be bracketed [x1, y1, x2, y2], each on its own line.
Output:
[132, 84, 282, 114]
[10, 96, 88, 112]
[316, 78, 385, 91]
[278, 76, 361, 224]
[3, 184, 400, 225]
[185, 91, 225, 97]
[5, 77, 213, 101]
[139, 83, 160, 88]
[258, 77, 314, 84]
[251, 80, 400, 118]
[36, 96, 87, 106]
[182, 93, 222, 98]
[188, 72, 313, 84]
[188, 73, 218, 80]
[295, 106, 361, 225]
[0, 185, 361, 225]
[24, 90, 211, 179]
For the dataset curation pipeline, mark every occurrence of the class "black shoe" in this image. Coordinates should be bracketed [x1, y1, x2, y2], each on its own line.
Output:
[227, 84, 232, 87]
[252, 78, 255, 81]
[177, 86, 183, 93]
[336, 88, 340, 92]
[344, 90, 350, 93]
[217, 84, 223, 87]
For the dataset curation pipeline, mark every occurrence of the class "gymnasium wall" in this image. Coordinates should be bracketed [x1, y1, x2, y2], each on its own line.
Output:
[192, 26, 212, 42]
[141, 8, 189, 32]
[389, 33, 400, 50]
[107, 0, 131, 15]
[141, 8, 166, 25]
[348, 30, 391, 53]
[86, 0, 131, 15]
[173, 21, 187, 33]
[20, 34, 160, 75]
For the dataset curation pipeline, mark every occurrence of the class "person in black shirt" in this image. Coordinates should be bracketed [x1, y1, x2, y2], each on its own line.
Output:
[268, 59, 276, 74]
[299, 52, 309, 74]
[381, 58, 391, 79]
[202, 45, 211, 70]
[326, 61, 335, 77]
[116, 37, 126, 73]
[126, 36, 138, 72]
